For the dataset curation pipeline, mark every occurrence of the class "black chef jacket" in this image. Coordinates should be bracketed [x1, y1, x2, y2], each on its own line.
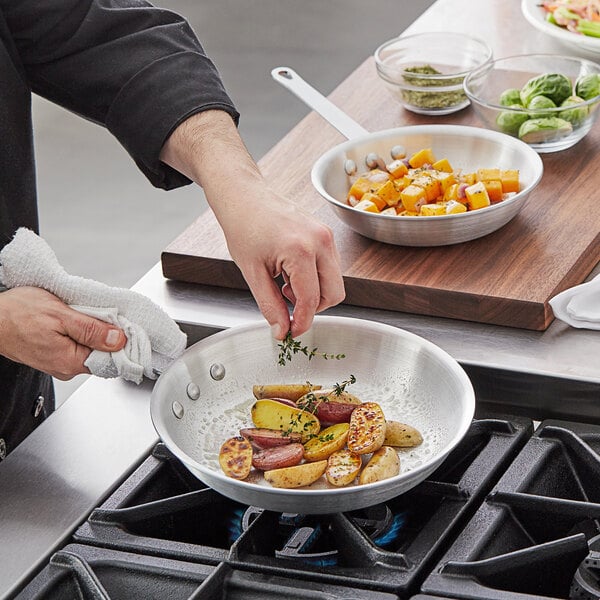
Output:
[0, 0, 239, 457]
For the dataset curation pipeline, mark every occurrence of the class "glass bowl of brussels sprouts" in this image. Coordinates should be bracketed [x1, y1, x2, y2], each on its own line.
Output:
[374, 32, 493, 116]
[464, 54, 600, 153]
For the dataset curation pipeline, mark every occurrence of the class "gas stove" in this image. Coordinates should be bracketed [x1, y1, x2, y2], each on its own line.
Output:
[15, 413, 600, 599]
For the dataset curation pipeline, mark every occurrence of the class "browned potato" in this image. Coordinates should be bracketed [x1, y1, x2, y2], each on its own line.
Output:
[347, 402, 386, 455]
[326, 449, 362, 487]
[358, 446, 400, 485]
[384, 421, 424, 448]
[218, 436, 253, 480]
[251, 399, 320, 442]
[303, 423, 349, 462]
[253, 384, 322, 402]
[264, 460, 328, 488]
[239, 427, 302, 449]
[252, 443, 304, 471]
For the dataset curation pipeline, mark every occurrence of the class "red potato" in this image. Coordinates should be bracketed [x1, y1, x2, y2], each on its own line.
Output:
[315, 401, 358, 425]
[252, 443, 304, 471]
[239, 427, 302, 449]
[218, 436, 253, 480]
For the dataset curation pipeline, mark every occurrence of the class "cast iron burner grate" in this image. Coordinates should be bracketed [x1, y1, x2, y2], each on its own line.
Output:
[15, 544, 398, 600]
[47, 417, 527, 599]
[421, 419, 600, 600]
[571, 532, 600, 600]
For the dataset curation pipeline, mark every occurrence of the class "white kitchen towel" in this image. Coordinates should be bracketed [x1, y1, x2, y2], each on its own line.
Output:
[0, 228, 187, 383]
[549, 273, 600, 331]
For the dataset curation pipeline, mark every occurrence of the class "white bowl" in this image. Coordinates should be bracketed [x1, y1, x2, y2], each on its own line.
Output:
[311, 124, 544, 246]
[521, 0, 600, 55]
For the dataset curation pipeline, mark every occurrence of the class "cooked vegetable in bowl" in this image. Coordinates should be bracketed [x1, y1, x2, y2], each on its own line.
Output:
[464, 54, 600, 153]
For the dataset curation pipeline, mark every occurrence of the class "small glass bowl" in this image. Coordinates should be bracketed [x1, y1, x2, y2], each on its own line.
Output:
[374, 31, 493, 116]
[464, 53, 600, 153]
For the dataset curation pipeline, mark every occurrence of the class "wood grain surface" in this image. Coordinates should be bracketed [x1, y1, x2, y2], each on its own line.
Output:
[161, 0, 600, 330]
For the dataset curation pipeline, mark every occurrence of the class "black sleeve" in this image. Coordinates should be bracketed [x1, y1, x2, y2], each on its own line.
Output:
[0, 0, 240, 189]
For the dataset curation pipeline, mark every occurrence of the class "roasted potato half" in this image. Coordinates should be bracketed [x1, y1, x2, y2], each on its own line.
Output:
[253, 384, 322, 402]
[358, 446, 400, 485]
[347, 402, 386, 455]
[384, 421, 424, 448]
[251, 399, 320, 442]
[264, 459, 328, 489]
[303, 423, 349, 462]
[239, 427, 302, 449]
[252, 443, 304, 471]
[326, 449, 362, 487]
[219, 436, 253, 480]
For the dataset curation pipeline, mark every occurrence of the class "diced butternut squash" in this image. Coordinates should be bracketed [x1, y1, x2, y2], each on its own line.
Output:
[435, 171, 457, 194]
[400, 185, 427, 212]
[432, 157, 453, 173]
[443, 183, 460, 202]
[445, 200, 467, 214]
[354, 198, 380, 213]
[462, 172, 477, 185]
[381, 207, 397, 216]
[464, 181, 491, 210]
[500, 169, 520, 193]
[476, 168, 501, 182]
[482, 180, 504, 204]
[386, 159, 409, 179]
[408, 148, 436, 168]
[411, 175, 441, 203]
[420, 203, 446, 216]
[397, 209, 419, 216]
[375, 179, 402, 207]
[347, 177, 372, 201]
[362, 191, 387, 211]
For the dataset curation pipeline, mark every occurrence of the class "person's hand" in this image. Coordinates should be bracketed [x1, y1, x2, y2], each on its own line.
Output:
[159, 110, 346, 339]
[0, 287, 126, 380]
[217, 186, 344, 339]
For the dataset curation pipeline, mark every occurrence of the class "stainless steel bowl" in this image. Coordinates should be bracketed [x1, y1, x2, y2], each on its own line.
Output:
[150, 316, 475, 514]
[273, 67, 544, 247]
[311, 124, 544, 246]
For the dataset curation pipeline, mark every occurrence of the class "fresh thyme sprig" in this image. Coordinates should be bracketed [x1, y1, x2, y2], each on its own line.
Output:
[277, 331, 346, 366]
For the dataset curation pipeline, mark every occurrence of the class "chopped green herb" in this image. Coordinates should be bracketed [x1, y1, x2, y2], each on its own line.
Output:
[402, 65, 465, 110]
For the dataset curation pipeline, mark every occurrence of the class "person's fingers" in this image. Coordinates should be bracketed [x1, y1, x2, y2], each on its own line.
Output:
[62, 310, 127, 352]
[243, 267, 292, 340]
[285, 264, 321, 339]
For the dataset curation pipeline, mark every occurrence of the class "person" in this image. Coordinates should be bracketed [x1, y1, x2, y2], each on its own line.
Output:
[0, 0, 345, 459]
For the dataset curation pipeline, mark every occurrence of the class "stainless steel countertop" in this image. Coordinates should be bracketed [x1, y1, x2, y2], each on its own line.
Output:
[1, 262, 599, 598]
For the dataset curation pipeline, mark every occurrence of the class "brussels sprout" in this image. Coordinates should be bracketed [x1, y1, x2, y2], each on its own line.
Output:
[575, 73, 600, 101]
[496, 105, 530, 136]
[527, 95, 557, 119]
[499, 88, 523, 107]
[518, 117, 573, 144]
[520, 73, 573, 107]
[559, 95, 588, 126]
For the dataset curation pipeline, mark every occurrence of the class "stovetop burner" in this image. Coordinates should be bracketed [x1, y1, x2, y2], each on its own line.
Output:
[571, 532, 600, 600]
[19, 415, 559, 599]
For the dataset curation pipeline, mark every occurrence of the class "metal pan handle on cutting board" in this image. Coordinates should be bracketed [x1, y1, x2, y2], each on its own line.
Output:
[271, 67, 369, 140]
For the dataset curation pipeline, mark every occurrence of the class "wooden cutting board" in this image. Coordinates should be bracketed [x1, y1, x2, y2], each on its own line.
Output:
[161, 58, 600, 331]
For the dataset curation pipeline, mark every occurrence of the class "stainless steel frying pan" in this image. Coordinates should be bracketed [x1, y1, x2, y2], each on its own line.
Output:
[150, 316, 475, 513]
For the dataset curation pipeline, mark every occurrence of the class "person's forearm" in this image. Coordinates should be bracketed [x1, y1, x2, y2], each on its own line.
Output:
[159, 110, 264, 219]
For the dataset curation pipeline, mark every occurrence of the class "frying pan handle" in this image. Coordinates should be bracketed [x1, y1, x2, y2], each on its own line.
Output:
[271, 67, 370, 140]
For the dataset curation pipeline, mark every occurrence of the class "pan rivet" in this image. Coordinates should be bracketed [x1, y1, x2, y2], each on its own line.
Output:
[186, 382, 200, 400]
[172, 401, 184, 419]
[210, 363, 226, 381]
[343, 159, 357, 176]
